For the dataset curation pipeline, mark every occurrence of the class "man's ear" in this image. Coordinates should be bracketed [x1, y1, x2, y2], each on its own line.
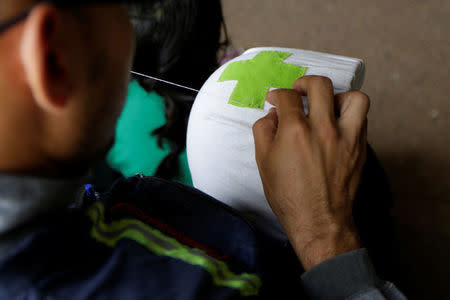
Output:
[20, 3, 72, 113]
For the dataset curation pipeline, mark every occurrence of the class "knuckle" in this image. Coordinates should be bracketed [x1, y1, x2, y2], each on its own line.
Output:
[253, 114, 277, 135]
[348, 91, 371, 108]
[267, 89, 302, 107]
[310, 75, 333, 88]
[359, 92, 371, 110]
[252, 118, 266, 132]
[266, 89, 276, 99]
[293, 76, 303, 87]
[267, 88, 285, 98]
[284, 119, 309, 138]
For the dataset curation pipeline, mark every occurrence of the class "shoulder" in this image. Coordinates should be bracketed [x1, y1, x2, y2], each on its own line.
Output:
[85, 176, 265, 298]
[0, 177, 263, 299]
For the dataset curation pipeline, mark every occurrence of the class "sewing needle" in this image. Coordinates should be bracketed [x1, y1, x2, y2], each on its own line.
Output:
[130, 71, 199, 93]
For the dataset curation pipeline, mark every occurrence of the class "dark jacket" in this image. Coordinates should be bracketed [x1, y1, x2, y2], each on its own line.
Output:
[0, 175, 405, 299]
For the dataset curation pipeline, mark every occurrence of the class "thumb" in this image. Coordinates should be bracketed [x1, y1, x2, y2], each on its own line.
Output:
[253, 108, 278, 160]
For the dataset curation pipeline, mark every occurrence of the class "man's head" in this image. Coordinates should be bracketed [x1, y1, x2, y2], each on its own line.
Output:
[0, 0, 135, 176]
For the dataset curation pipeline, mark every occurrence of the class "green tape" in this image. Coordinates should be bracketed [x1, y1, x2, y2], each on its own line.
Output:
[218, 51, 307, 109]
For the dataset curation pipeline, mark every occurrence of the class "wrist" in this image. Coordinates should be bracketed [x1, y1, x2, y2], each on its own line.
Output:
[289, 224, 361, 271]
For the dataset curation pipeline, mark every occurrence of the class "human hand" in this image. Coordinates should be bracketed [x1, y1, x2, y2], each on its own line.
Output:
[252, 76, 369, 271]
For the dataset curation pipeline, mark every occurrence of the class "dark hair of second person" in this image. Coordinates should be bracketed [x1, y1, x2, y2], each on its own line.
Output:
[127, 0, 229, 180]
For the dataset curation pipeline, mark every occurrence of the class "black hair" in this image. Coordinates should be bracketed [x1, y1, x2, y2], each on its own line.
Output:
[127, 0, 229, 180]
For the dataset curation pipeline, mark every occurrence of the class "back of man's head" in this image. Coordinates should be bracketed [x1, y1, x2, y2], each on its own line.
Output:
[0, 1, 135, 178]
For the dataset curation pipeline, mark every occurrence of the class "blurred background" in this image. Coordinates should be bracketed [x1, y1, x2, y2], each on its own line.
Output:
[222, 0, 450, 298]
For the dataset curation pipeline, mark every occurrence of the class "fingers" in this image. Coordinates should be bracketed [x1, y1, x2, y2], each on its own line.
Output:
[335, 92, 370, 140]
[262, 77, 369, 149]
[253, 108, 278, 159]
[266, 89, 306, 127]
[293, 76, 336, 125]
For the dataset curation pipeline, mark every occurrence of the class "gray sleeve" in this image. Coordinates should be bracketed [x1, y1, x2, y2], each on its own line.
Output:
[300, 249, 407, 300]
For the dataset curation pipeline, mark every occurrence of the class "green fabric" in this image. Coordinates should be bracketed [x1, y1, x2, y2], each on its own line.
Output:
[219, 51, 307, 110]
[107, 80, 193, 186]
[88, 202, 262, 296]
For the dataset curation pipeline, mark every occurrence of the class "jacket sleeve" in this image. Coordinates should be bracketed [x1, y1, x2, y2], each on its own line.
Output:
[300, 249, 407, 300]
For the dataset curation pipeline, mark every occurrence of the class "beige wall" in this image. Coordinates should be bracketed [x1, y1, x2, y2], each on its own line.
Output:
[223, 1, 450, 298]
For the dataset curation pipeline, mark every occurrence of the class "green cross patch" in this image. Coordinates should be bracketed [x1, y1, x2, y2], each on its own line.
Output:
[218, 51, 307, 110]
